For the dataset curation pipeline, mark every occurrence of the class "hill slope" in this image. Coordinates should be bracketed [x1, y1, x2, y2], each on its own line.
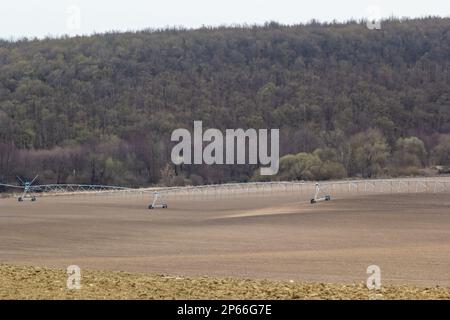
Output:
[0, 18, 449, 185]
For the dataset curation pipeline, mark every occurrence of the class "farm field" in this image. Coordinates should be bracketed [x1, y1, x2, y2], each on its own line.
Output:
[1, 186, 450, 299]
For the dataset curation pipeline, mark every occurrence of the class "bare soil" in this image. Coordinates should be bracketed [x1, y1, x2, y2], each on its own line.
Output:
[1, 191, 450, 299]
[1, 264, 449, 300]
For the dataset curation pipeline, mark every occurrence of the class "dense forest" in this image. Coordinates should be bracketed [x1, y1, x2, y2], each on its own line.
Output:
[0, 17, 449, 187]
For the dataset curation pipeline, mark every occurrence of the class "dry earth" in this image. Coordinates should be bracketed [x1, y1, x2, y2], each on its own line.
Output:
[1, 264, 449, 300]
[1, 191, 449, 299]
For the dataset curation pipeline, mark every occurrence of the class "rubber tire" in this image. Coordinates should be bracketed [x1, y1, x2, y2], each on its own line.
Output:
[18, 197, 23, 202]
[310, 199, 316, 204]
[148, 205, 154, 209]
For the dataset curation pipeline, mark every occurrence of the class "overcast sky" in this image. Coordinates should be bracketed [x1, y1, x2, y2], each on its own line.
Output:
[0, 0, 449, 39]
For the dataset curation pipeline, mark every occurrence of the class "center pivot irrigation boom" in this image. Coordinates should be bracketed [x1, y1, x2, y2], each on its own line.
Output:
[1, 174, 168, 210]
[0, 177, 134, 203]
[310, 183, 331, 204]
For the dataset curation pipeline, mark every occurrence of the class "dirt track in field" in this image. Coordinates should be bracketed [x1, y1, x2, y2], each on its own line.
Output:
[1, 192, 450, 287]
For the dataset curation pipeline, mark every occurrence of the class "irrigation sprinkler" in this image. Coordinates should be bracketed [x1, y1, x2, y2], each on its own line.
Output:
[310, 183, 331, 204]
[148, 192, 168, 210]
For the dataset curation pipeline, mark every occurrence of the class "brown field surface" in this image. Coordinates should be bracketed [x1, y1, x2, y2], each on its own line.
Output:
[1, 264, 450, 300]
[1, 190, 449, 299]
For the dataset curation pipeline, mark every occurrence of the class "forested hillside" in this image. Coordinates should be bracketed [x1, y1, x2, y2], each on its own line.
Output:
[0, 18, 449, 186]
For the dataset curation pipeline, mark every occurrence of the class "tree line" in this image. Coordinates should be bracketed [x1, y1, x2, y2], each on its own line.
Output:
[0, 17, 449, 186]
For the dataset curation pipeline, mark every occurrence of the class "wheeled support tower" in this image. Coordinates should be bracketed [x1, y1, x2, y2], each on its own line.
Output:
[310, 183, 331, 204]
[17, 176, 38, 202]
[18, 193, 37, 202]
[148, 192, 168, 209]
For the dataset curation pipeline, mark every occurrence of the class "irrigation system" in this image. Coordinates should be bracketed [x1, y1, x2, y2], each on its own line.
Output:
[1, 176, 449, 209]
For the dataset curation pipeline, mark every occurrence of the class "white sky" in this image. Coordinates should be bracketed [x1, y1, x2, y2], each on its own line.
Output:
[0, 0, 449, 39]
